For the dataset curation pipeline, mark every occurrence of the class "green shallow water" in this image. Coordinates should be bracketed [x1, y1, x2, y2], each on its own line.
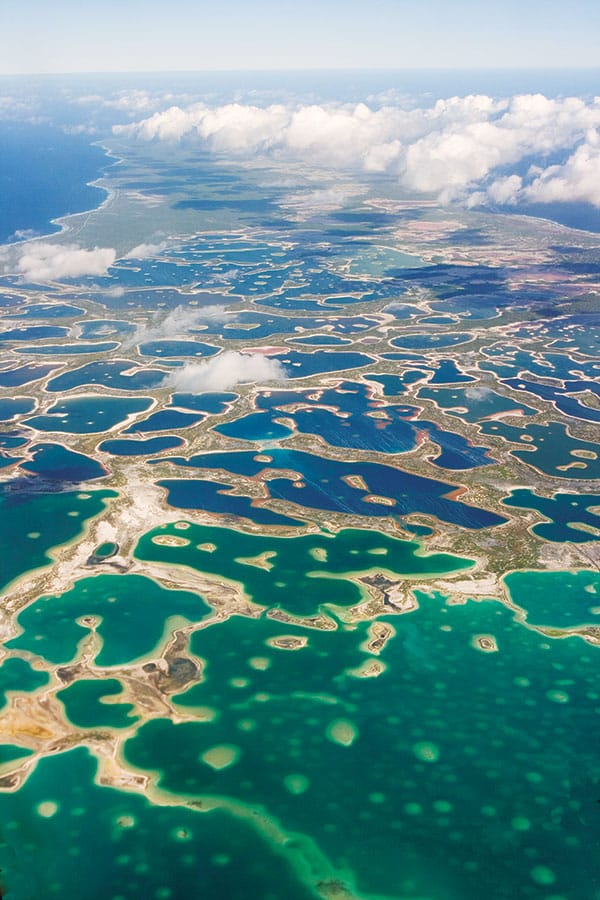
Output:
[0, 745, 34, 767]
[0, 748, 318, 900]
[7, 567, 600, 897]
[505, 569, 600, 628]
[0, 488, 117, 591]
[8, 574, 211, 666]
[118, 592, 600, 900]
[94, 541, 119, 558]
[57, 678, 139, 729]
[4, 580, 600, 899]
[0, 657, 49, 709]
[134, 523, 473, 617]
[6, 523, 599, 897]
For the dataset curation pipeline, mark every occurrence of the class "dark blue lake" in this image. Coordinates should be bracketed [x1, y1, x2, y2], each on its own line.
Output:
[20, 442, 107, 483]
[158, 478, 304, 527]
[99, 436, 185, 456]
[26, 395, 153, 434]
[3, 303, 84, 319]
[123, 409, 205, 433]
[19, 341, 120, 355]
[170, 392, 237, 414]
[0, 325, 69, 342]
[220, 382, 493, 469]
[157, 448, 506, 530]
[503, 489, 600, 543]
[47, 361, 166, 393]
[0, 397, 35, 421]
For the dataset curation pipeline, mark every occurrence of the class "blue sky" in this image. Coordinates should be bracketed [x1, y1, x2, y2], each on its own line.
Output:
[1, 0, 600, 74]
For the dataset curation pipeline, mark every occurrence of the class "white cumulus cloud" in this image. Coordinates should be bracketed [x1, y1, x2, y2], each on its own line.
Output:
[114, 93, 600, 208]
[124, 240, 168, 259]
[279, 185, 367, 218]
[524, 133, 600, 207]
[126, 304, 233, 348]
[16, 242, 115, 283]
[164, 351, 287, 392]
[484, 174, 524, 205]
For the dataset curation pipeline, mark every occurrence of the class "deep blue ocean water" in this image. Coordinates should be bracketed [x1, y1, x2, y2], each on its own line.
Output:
[0, 122, 108, 243]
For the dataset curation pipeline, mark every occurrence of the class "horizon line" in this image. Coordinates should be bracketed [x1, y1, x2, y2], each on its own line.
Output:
[2, 65, 600, 78]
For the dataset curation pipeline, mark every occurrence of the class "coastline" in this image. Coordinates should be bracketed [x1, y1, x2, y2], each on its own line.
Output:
[0, 133, 118, 250]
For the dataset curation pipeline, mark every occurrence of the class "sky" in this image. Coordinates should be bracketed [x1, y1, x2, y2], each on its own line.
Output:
[1, 0, 600, 74]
